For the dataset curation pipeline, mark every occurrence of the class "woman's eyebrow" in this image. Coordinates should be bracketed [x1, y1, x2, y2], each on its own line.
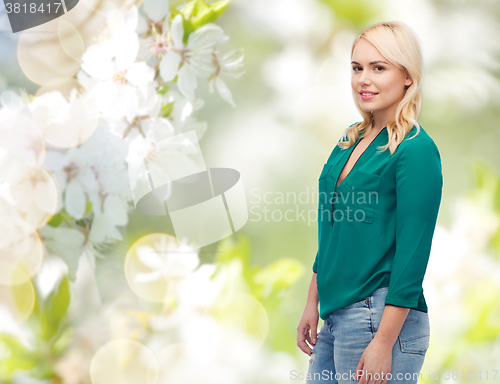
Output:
[351, 60, 389, 65]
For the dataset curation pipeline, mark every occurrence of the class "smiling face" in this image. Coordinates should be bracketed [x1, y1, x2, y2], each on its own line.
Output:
[351, 38, 412, 119]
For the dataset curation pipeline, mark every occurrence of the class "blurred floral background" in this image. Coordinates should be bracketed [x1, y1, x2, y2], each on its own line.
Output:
[1, 0, 500, 383]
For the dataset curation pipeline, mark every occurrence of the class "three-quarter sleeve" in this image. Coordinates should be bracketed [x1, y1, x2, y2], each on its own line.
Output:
[384, 139, 443, 310]
[313, 250, 318, 273]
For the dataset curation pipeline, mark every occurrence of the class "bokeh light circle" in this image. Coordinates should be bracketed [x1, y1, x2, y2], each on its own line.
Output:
[0, 161, 58, 229]
[17, 24, 82, 85]
[206, 291, 269, 349]
[90, 339, 158, 384]
[0, 216, 43, 282]
[124, 233, 199, 303]
[0, 113, 45, 166]
[155, 342, 217, 384]
[30, 87, 100, 148]
[0, 263, 35, 322]
[35, 77, 86, 101]
[58, 19, 85, 62]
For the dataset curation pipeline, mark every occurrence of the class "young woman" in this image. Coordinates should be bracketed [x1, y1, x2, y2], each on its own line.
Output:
[296, 21, 443, 384]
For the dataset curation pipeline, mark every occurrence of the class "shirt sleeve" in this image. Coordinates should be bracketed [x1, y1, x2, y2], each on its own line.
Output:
[313, 250, 318, 273]
[384, 139, 443, 309]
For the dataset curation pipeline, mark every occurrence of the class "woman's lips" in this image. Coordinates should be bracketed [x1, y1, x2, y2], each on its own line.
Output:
[360, 93, 378, 100]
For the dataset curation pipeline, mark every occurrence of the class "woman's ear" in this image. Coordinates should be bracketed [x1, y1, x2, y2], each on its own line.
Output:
[405, 76, 413, 88]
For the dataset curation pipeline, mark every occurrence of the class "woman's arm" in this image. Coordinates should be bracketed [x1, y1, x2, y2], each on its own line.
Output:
[373, 304, 410, 347]
[384, 138, 443, 309]
[354, 305, 410, 382]
[306, 271, 319, 307]
[297, 272, 319, 355]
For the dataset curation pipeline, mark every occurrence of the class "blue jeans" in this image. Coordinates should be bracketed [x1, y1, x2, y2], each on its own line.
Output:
[306, 287, 429, 383]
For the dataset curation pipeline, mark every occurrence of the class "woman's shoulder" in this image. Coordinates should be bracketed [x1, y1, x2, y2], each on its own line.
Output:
[398, 124, 441, 159]
[326, 123, 359, 163]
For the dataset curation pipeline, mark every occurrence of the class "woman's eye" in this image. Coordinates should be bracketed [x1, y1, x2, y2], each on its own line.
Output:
[352, 66, 385, 72]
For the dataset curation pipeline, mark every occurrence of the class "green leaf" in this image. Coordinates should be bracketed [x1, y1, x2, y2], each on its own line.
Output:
[253, 258, 304, 299]
[0, 334, 38, 375]
[464, 280, 500, 342]
[46, 209, 74, 227]
[29, 359, 56, 380]
[169, 7, 182, 20]
[180, 0, 197, 20]
[25, 291, 43, 337]
[215, 235, 253, 274]
[160, 101, 175, 118]
[52, 327, 74, 356]
[180, 0, 231, 43]
[157, 84, 170, 95]
[316, 0, 379, 28]
[472, 160, 497, 191]
[493, 177, 500, 213]
[195, 0, 231, 25]
[46, 213, 63, 227]
[168, 0, 186, 7]
[466, 311, 500, 343]
[85, 200, 92, 215]
[75, 218, 89, 228]
[41, 276, 70, 341]
[491, 224, 500, 255]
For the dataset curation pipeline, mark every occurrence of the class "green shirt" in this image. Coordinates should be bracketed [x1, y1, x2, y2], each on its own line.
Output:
[313, 123, 443, 321]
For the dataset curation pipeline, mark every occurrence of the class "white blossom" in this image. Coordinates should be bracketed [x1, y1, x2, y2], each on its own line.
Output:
[107, 81, 175, 142]
[0, 90, 31, 122]
[38, 225, 88, 281]
[140, 0, 170, 27]
[43, 149, 98, 220]
[80, 5, 156, 121]
[158, 15, 223, 101]
[161, 90, 207, 139]
[207, 47, 245, 107]
[30, 88, 100, 148]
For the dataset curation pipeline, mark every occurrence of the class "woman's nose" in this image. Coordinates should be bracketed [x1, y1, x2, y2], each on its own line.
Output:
[359, 71, 371, 86]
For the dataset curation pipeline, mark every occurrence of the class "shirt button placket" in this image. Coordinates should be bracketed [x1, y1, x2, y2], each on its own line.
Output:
[331, 191, 336, 226]
[332, 188, 338, 226]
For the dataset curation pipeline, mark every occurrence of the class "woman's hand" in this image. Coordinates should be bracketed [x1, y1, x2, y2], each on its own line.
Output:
[297, 303, 319, 356]
[355, 338, 393, 384]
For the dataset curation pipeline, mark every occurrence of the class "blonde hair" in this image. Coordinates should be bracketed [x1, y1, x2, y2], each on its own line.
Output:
[340, 21, 424, 155]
